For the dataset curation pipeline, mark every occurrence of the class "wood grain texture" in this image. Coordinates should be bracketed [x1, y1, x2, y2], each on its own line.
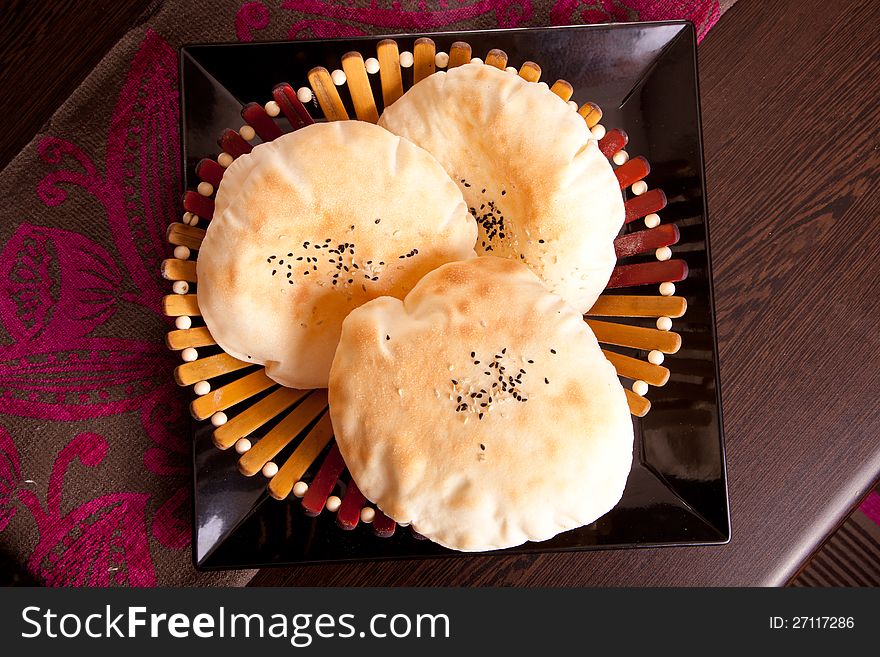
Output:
[250, 0, 880, 586]
[0, 0, 157, 168]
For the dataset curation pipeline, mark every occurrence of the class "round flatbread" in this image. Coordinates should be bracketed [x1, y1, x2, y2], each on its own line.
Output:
[378, 63, 624, 314]
[329, 257, 633, 551]
[197, 121, 477, 389]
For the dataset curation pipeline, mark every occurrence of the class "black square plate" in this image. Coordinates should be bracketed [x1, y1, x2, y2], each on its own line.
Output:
[181, 22, 729, 570]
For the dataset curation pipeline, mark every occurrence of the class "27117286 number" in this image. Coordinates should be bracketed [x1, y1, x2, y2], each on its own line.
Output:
[770, 617, 855, 629]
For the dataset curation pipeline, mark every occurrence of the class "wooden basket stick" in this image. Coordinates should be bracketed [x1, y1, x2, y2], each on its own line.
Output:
[602, 349, 670, 386]
[587, 295, 687, 318]
[448, 42, 472, 68]
[413, 38, 436, 83]
[190, 369, 276, 422]
[239, 391, 329, 476]
[212, 386, 309, 449]
[174, 352, 251, 386]
[165, 326, 215, 351]
[162, 294, 200, 317]
[307, 67, 349, 121]
[341, 52, 379, 123]
[377, 39, 404, 107]
[160, 258, 197, 282]
[586, 319, 682, 354]
[268, 412, 334, 500]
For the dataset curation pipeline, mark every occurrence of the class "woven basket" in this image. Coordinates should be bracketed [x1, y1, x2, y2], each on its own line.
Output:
[162, 38, 688, 537]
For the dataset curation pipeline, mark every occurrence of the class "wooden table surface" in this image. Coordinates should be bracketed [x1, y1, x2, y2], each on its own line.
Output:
[3, 0, 878, 586]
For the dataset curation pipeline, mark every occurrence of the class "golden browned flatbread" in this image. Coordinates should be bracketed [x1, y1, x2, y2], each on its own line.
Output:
[378, 63, 624, 314]
[197, 121, 477, 388]
[329, 257, 633, 551]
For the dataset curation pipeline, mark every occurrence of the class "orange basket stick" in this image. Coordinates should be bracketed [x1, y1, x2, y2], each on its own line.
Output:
[307, 67, 350, 121]
[341, 52, 379, 123]
[448, 41, 472, 68]
[485, 49, 508, 69]
[239, 391, 329, 477]
[213, 386, 310, 449]
[190, 369, 276, 421]
[268, 411, 334, 500]
[413, 38, 436, 84]
[518, 61, 541, 82]
[377, 39, 404, 107]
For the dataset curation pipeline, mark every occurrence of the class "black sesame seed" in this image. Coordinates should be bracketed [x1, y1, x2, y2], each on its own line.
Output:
[375, 218, 381, 224]
[470, 351, 475, 358]
[478, 413, 484, 420]
[386, 335, 390, 340]
[480, 443, 485, 450]
[451, 379, 458, 385]
[271, 269, 276, 275]
[538, 239, 545, 244]
[545, 378, 549, 384]
[550, 349, 557, 354]
[481, 188, 486, 193]
[501, 189, 506, 195]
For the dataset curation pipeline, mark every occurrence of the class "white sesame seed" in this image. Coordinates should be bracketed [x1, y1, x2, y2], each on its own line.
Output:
[234, 438, 251, 454]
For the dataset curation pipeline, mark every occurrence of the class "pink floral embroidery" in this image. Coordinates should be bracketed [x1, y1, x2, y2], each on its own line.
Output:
[551, 0, 720, 40]
[2, 428, 156, 586]
[236, 0, 535, 41]
[0, 29, 187, 586]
